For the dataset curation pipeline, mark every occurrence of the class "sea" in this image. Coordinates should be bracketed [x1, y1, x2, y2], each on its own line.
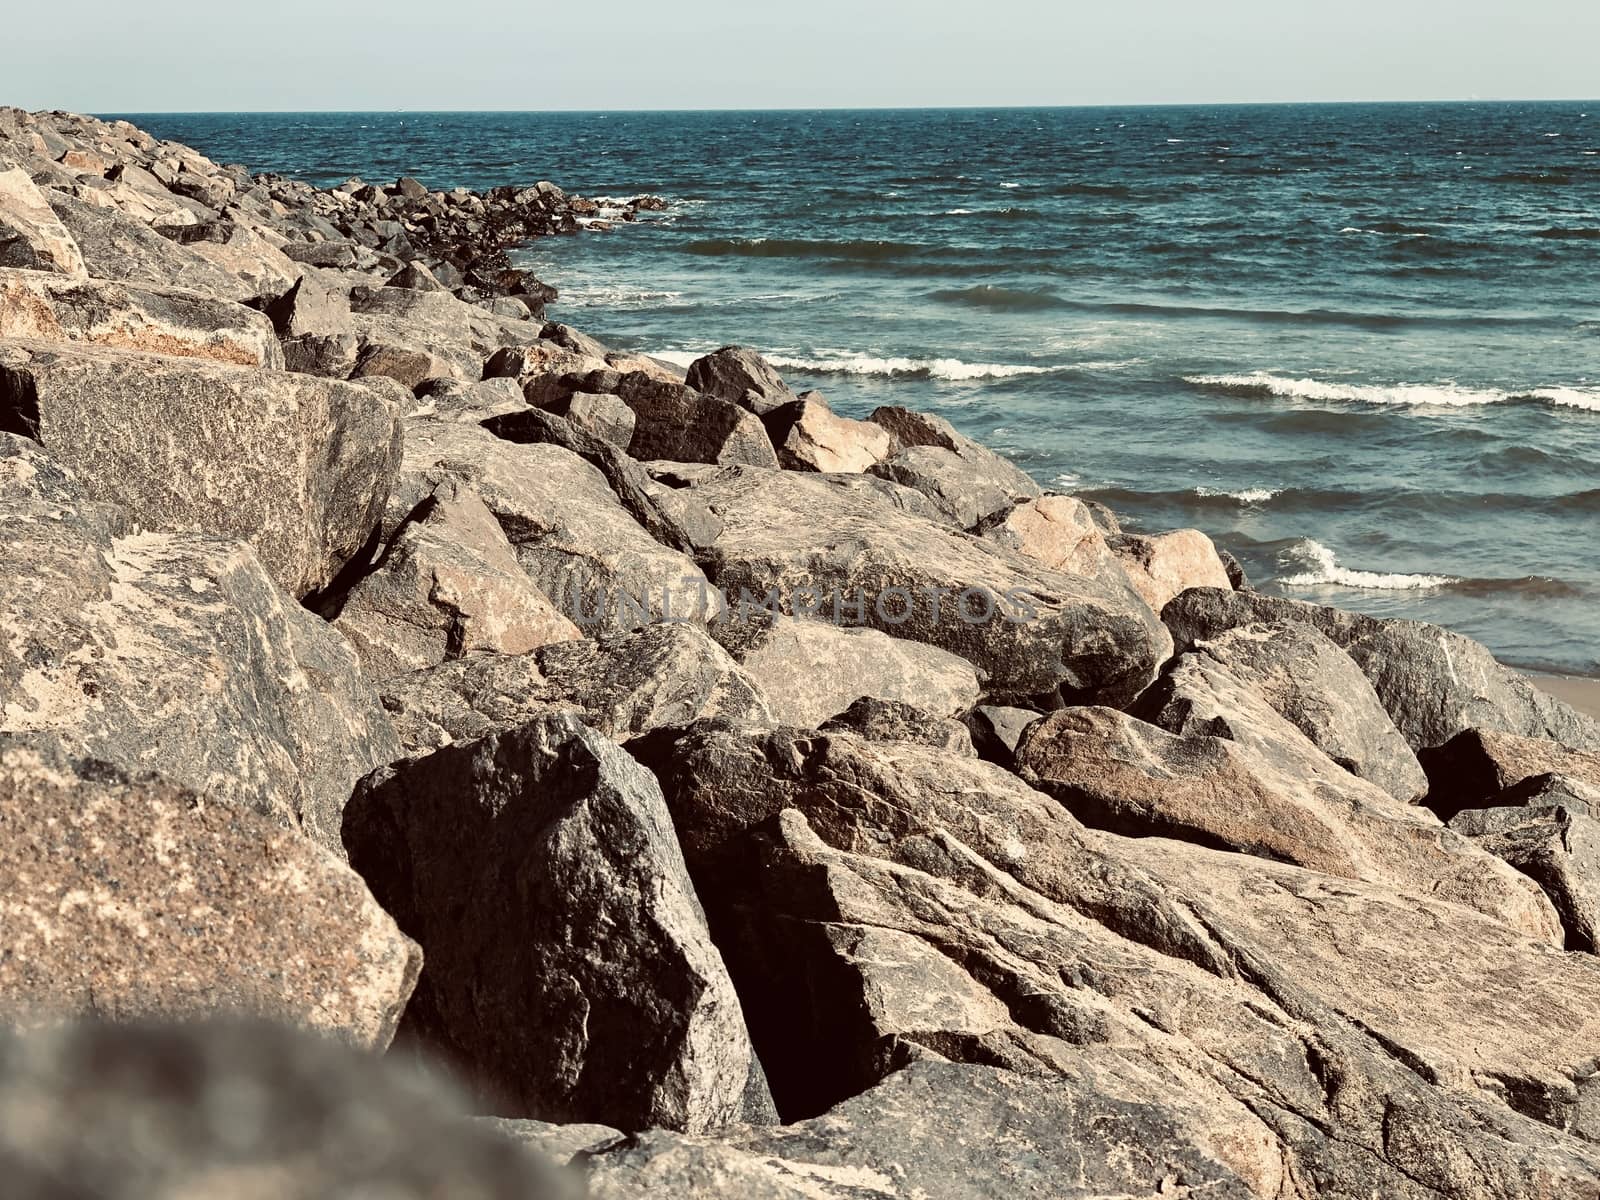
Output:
[121, 105, 1600, 677]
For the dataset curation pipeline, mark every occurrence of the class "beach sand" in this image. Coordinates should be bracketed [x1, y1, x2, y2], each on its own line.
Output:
[1531, 675, 1600, 722]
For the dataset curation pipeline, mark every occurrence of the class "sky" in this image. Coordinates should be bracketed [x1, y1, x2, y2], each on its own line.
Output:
[10, 1, 1600, 112]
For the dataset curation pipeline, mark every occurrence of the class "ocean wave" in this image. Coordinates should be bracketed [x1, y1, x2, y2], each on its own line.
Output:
[1186, 372, 1600, 414]
[1534, 227, 1600, 240]
[762, 351, 1053, 382]
[927, 284, 1065, 311]
[681, 236, 927, 262]
[1339, 226, 1432, 239]
[1194, 485, 1282, 505]
[1279, 540, 1457, 591]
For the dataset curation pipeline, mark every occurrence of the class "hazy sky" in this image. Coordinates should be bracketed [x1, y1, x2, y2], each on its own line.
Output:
[11, 1, 1599, 112]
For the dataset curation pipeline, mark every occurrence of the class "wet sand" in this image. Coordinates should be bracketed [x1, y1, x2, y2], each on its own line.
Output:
[1532, 675, 1600, 722]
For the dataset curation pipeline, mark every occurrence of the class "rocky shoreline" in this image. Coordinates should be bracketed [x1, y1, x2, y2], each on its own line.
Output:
[5, 107, 1600, 1198]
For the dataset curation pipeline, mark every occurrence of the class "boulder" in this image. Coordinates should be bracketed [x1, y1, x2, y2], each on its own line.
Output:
[1451, 804, 1600, 952]
[176, 220, 301, 295]
[0, 1020, 570, 1199]
[377, 623, 772, 754]
[710, 610, 980, 727]
[632, 721, 1600, 1194]
[396, 420, 712, 634]
[610, 372, 779, 467]
[1169, 621, 1428, 803]
[760, 396, 893, 473]
[1163, 588, 1600, 753]
[413, 376, 526, 423]
[684, 465, 1170, 703]
[263, 272, 352, 339]
[543, 390, 635, 448]
[388, 259, 445, 291]
[818, 696, 976, 754]
[866, 404, 1040, 527]
[45, 191, 248, 299]
[0, 160, 86, 275]
[573, 1062, 1256, 1199]
[334, 480, 578, 680]
[964, 703, 1042, 767]
[1110, 528, 1233, 613]
[0, 268, 282, 367]
[343, 716, 772, 1130]
[352, 342, 458, 390]
[0, 433, 401, 854]
[683, 345, 799, 416]
[0, 745, 418, 1047]
[0, 340, 401, 598]
[1017, 703, 1558, 941]
[1421, 728, 1600, 820]
[283, 330, 360, 377]
[977, 493, 1128, 583]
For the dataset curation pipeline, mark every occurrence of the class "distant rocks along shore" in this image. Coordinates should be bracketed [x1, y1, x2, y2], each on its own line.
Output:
[5, 106, 1600, 1198]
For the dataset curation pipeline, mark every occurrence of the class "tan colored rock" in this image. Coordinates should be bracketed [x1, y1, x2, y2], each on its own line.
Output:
[0, 745, 419, 1047]
[335, 481, 579, 680]
[0, 161, 85, 276]
[1423, 727, 1600, 818]
[761, 397, 893, 473]
[0, 269, 282, 367]
[1111, 528, 1232, 613]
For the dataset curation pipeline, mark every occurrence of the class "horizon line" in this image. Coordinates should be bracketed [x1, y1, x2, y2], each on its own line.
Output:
[85, 97, 1600, 117]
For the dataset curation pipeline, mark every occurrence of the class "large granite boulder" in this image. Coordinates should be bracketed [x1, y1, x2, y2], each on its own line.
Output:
[1109, 528, 1233, 613]
[1163, 588, 1600, 753]
[611, 372, 779, 467]
[334, 480, 578, 680]
[0, 434, 400, 853]
[1451, 804, 1600, 953]
[866, 404, 1040, 527]
[1421, 727, 1600, 819]
[1018, 703, 1558, 941]
[631, 721, 1600, 1195]
[683, 345, 799, 416]
[46, 191, 250, 299]
[1160, 620, 1429, 803]
[760, 396, 892, 473]
[710, 610, 979, 727]
[683, 465, 1169, 703]
[0, 746, 418, 1047]
[344, 717, 772, 1130]
[0, 159, 86, 275]
[0, 267, 283, 367]
[394, 419, 712, 634]
[0, 1020, 570, 1200]
[0, 340, 402, 598]
[378, 623, 772, 753]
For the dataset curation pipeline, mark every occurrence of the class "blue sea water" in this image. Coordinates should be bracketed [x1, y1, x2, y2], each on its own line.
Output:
[123, 106, 1600, 675]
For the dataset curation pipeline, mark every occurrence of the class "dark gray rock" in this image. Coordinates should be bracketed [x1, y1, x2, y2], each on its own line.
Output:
[1163, 588, 1600, 754]
[379, 623, 772, 754]
[0, 339, 401, 599]
[964, 703, 1042, 767]
[344, 716, 772, 1130]
[611, 372, 780, 467]
[683, 345, 799, 416]
[0, 1020, 571, 1199]
[819, 696, 975, 754]
[1420, 728, 1600, 821]
[1450, 804, 1600, 952]
[544, 390, 635, 448]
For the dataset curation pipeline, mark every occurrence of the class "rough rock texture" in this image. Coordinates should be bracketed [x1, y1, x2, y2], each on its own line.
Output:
[683, 345, 800, 416]
[978, 493, 1132, 584]
[866, 404, 1040, 528]
[1171, 620, 1429, 803]
[396, 420, 712, 634]
[965, 702, 1043, 767]
[1110, 528, 1233, 614]
[335, 480, 578, 680]
[1017, 703, 1559, 941]
[378, 624, 772, 753]
[1164, 587, 1600, 753]
[344, 716, 772, 1131]
[0, 340, 401, 598]
[570, 1062, 1257, 1199]
[1421, 727, 1600, 820]
[818, 696, 976, 755]
[0, 1020, 571, 1200]
[633, 721, 1600, 1195]
[0, 434, 400, 853]
[710, 610, 980, 728]
[686, 465, 1170, 703]
[760, 396, 893, 473]
[544, 389, 635, 448]
[0, 159, 86, 275]
[612, 373, 780, 467]
[1451, 804, 1600, 953]
[46, 191, 248, 299]
[263, 272, 353, 340]
[0, 746, 418, 1046]
[0, 267, 282, 366]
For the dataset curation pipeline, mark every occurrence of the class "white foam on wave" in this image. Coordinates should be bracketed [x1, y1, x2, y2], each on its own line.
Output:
[1338, 227, 1432, 238]
[763, 351, 1052, 382]
[1189, 371, 1600, 415]
[943, 208, 977, 215]
[1280, 539, 1456, 591]
[1195, 485, 1282, 504]
[999, 182, 1021, 189]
